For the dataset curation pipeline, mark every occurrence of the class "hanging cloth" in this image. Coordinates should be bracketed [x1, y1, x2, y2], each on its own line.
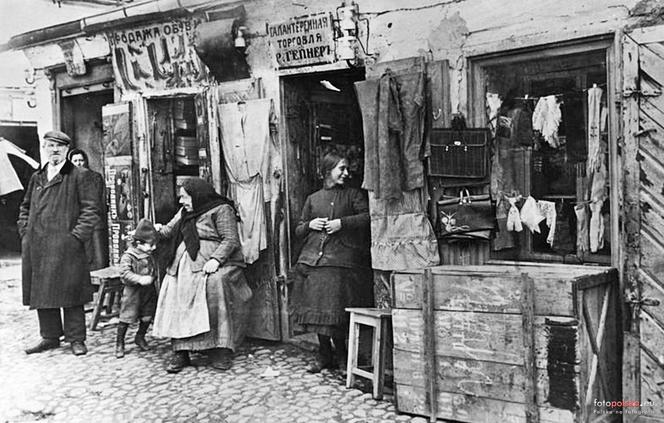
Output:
[369, 189, 439, 271]
[355, 69, 427, 201]
[574, 203, 590, 254]
[506, 195, 523, 232]
[520, 196, 545, 233]
[587, 86, 603, 173]
[493, 193, 516, 251]
[537, 200, 557, 246]
[532, 95, 562, 148]
[218, 98, 272, 264]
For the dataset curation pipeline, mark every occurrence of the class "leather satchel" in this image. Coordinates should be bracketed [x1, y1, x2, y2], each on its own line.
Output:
[437, 189, 495, 240]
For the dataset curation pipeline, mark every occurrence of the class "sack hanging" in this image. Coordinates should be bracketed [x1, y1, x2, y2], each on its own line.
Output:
[437, 189, 495, 240]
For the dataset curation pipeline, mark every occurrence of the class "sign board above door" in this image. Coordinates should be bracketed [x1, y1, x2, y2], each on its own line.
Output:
[266, 13, 336, 69]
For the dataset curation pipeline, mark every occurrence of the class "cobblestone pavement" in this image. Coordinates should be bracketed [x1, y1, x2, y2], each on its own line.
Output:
[0, 265, 427, 423]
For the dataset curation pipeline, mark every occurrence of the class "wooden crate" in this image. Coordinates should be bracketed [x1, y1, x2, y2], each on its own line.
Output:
[391, 264, 620, 423]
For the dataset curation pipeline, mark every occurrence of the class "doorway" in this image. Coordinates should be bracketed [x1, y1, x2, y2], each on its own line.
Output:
[281, 68, 365, 265]
[61, 89, 114, 174]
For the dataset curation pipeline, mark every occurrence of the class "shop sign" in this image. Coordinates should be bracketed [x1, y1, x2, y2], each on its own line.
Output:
[108, 18, 208, 92]
[267, 13, 336, 69]
[105, 156, 135, 265]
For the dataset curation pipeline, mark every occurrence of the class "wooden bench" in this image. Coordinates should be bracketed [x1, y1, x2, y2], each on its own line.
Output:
[345, 307, 392, 400]
[89, 266, 123, 331]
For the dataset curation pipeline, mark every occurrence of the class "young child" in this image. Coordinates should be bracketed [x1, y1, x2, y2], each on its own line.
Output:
[116, 218, 158, 359]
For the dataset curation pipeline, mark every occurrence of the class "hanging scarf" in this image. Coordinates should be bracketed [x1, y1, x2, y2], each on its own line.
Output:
[176, 178, 238, 261]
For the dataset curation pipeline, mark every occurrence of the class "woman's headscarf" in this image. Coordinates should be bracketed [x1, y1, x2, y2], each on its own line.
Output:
[178, 177, 238, 260]
[67, 148, 89, 168]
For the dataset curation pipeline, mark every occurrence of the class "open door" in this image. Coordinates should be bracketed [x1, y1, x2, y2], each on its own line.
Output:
[622, 26, 664, 422]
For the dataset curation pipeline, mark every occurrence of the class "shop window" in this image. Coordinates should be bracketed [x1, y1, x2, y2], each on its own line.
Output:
[472, 46, 612, 264]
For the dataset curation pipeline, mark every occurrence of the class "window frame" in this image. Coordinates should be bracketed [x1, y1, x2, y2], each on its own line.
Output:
[467, 36, 620, 266]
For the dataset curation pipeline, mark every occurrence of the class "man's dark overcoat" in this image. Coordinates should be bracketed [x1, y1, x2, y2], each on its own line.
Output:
[18, 160, 100, 309]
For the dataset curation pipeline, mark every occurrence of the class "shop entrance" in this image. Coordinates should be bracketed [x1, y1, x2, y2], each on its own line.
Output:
[281, 68, 365, 265]
[146, 96, 201, 224]
[61, 89, 114, 174]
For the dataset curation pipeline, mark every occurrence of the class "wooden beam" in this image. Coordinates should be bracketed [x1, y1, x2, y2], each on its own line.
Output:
[521, 274, 539, 423]
[422, 268, 438, 422]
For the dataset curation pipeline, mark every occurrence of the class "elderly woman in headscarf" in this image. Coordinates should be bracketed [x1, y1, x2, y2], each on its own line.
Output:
[291, 152, 373, 373]
[152, 178, 252, 373]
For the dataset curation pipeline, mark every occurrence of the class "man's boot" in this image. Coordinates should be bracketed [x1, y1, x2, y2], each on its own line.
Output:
[307, 334, 334, 373]
[115, 322, 129, 359]
[134, 320, 150, 351]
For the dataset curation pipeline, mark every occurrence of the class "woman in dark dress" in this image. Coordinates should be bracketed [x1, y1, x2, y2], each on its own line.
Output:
[68, 148, 109, 270]
[291, 153, 373, 373]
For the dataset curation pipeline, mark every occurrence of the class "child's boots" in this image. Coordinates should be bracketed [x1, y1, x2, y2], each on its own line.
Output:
[116, 322, 129, 359]
[134, 320, 151, 351]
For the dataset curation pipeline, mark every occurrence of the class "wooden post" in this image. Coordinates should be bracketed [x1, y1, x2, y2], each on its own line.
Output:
[520, 273, 539, 423]
[422, 268, 437, 422]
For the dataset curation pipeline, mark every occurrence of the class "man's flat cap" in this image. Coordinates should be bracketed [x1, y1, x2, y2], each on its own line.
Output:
[43, 130, 71, 146]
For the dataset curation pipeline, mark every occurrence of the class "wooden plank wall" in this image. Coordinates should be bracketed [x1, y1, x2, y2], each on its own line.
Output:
[633, 29, 664, 420]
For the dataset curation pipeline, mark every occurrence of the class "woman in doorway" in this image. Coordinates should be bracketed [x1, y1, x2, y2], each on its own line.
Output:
[67, 148, 109, 270]
[291, 152, 373, 373]
[152, 177, 252, 373]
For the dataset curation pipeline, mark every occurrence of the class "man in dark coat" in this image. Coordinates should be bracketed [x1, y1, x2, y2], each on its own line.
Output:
[18, 130, 100, 356]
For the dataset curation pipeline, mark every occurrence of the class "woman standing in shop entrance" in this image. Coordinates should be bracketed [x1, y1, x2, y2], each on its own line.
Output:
[291, 153, 373, 373]
[152, 178, 252, 373]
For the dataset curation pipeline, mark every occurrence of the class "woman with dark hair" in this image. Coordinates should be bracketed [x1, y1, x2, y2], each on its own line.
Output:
[67, 148, 109, 270]
[152, 177, 252, 373]
[291, 153, 373, 373]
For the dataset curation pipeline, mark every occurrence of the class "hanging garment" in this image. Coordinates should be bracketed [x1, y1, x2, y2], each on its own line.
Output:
[537, 200, 557, 246]
[496, 107, 534, 148]
[355, 70, 427, 201]
[532, 95, 562, 148]
[493, 193, 516, 251]
[218, 99, 272, 264]
[0, 139, 39, 196]
[520, 196, 545, 233]
[552, 204, 574, 255]
[589, 200, 605, 253]
[574, 203, 590, 254]
[587, 86, 603, 173]
[369, 189, 439, 271]
[486, 93, 502, 137]
[506, 196, 523, 232]
[228, 177, 266, 264]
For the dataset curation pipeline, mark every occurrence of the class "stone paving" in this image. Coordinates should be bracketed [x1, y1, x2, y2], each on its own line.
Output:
[0, 265, 428, 423]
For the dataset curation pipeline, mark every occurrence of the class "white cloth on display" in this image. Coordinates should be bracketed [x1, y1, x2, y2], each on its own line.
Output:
[520, 196, 545, 233]
[587, 86, 603, 173]
[532, 95, 562, 148]
[537, 200, 557, 246]
[506, 196, 522, 232]
[218, 99, 272, 264]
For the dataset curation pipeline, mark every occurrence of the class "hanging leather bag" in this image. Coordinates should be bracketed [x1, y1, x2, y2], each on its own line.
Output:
[437, 189, 495, 240]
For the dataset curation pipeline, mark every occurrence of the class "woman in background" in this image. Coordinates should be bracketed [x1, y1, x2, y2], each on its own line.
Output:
[291, 153, 373, 373]
[68, 148, 108, 270]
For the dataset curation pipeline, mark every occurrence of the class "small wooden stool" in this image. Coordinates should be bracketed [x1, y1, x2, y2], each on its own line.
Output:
[345, 307, 392, 400]
[89, 266, 123, 330]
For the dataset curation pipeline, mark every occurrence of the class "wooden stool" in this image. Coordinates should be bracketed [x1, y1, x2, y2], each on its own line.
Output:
[345, 307, 392, 400]
[89, 266, 123, 331]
